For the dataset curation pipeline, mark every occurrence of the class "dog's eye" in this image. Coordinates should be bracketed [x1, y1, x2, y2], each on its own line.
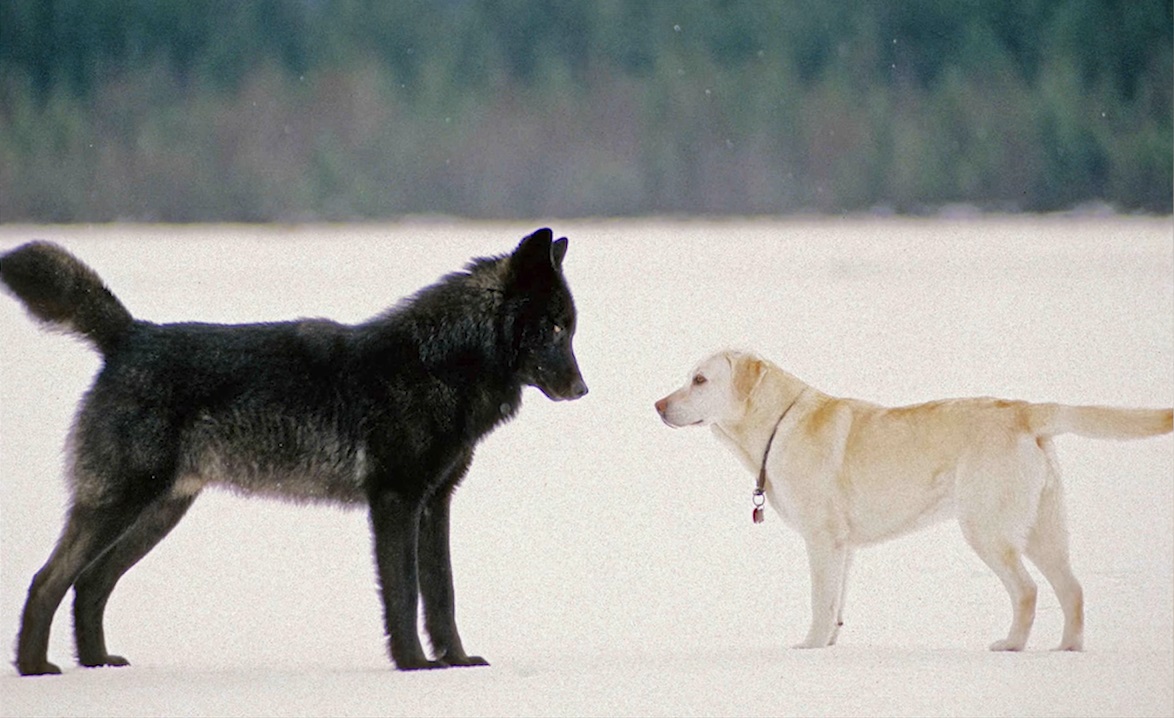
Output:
[692, 374, 707, 386]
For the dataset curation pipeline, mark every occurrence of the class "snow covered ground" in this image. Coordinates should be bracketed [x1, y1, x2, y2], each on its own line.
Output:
[1, 218, 1170, 717]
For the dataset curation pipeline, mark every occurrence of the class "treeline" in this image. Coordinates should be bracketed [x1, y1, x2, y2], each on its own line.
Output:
[1, 0, 1170, 221]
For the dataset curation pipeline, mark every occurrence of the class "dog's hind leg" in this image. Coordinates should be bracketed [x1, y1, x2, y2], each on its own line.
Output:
[958, 443, 1042, 651]
[961, 525, 1038, 651]
[418, 456, 487, 667]
[1024, 440, 1083, 651]
[369, 490, 442, 671]
[16, 502, 148, 675]
[796, 539, 851, 649]
[73, 494, 197, 668]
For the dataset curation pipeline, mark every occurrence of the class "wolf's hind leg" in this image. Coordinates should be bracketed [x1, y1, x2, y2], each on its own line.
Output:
[73, 494, 197, 668]
[17, 502, 146, 676]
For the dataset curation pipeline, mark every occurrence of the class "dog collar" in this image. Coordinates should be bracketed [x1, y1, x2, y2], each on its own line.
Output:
[753, 389, 805, 524]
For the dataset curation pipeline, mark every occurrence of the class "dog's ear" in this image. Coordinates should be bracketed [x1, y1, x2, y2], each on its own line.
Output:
[732, 355, 766, 401]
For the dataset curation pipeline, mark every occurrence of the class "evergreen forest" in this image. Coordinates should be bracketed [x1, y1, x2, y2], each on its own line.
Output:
[2, 0, 1170, 221]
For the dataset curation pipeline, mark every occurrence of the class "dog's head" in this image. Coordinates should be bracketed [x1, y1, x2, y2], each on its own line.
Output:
[655, 350, 766, 428]
[506, 228, 588, 402]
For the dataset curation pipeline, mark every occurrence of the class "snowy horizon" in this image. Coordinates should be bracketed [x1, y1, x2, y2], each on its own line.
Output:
[1, 218, 1171, 717]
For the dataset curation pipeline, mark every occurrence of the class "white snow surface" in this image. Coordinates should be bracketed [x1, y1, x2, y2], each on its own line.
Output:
[0, 218, 1171, 717]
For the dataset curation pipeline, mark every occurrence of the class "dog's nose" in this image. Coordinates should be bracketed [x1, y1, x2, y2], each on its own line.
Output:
[654, 397, 667, 417]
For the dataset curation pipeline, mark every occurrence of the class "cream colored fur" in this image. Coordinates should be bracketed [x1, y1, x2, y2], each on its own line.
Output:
[655, 349, 1173, 651]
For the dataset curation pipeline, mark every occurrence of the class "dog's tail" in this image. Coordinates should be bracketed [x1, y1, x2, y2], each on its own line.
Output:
[1029, 403, 1173, 441]
[0, 241, 133, 356]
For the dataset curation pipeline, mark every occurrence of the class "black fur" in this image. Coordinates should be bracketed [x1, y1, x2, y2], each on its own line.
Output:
[0, 229, 587, 675]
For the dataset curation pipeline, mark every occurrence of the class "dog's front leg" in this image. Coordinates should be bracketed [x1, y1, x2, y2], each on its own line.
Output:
[368, 491, 442, 670]
[796, 538, 850, 649]
[418, 484, 487, 667]
[828, 548, 853, 646]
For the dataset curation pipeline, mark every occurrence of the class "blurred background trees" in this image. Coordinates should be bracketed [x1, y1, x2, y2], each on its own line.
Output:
[1, 0, 1170, 221]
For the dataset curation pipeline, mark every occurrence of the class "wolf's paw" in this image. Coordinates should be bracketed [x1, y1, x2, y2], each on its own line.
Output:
[396, 658, 447, 671]
[80, 654, 130, 668]
[16, 659, 62, 676]
[442, 654, 489, 668]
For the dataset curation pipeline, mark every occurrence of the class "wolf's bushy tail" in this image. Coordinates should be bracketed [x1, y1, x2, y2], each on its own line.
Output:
[1028, 402, 1173, 441]
[0, 241, 133, 355]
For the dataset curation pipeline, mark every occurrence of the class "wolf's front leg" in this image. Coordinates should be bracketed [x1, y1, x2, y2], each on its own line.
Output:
[795, 539, 851, 649]
[369, 492, 443, 670]
[418, 481, 487, 667]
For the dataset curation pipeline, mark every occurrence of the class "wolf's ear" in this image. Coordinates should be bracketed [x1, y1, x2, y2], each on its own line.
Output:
[511, 227, 565, 274]
[551, 237, 568, 269]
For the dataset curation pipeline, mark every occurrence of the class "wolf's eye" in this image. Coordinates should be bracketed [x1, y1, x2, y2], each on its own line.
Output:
[692, 374, 707, 386]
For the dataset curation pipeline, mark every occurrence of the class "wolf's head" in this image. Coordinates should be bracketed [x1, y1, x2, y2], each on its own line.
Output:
[504, 228, 588, 402]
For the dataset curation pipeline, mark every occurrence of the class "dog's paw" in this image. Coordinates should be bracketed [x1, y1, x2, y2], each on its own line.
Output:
[988, 638, 1025, 652]
[793, 628, 836, 649]
[792, 640, 830, 649]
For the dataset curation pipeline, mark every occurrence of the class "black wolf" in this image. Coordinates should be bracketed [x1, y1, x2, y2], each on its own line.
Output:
[0, 228, 587, 675]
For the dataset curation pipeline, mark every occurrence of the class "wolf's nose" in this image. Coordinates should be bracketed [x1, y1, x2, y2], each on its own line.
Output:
[568, 377, 588, 399]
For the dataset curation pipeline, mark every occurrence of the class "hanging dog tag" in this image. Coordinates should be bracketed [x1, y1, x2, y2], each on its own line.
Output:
[752, 489, 765, 524]
[752, 505, 764, 524]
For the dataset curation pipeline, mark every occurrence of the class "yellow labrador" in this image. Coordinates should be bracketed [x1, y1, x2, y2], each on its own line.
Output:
[655, 349, 1172, 651]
